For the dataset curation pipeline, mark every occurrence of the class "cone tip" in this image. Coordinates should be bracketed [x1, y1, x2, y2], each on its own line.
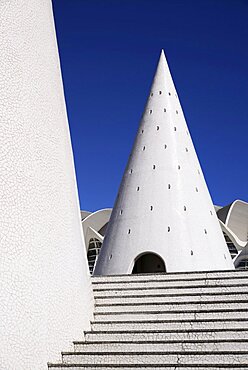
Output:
[159, 49, 167, 63]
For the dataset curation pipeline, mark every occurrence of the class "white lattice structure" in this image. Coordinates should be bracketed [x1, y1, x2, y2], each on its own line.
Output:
[0, 1, 93, 369]
[94, 50, 234, 275]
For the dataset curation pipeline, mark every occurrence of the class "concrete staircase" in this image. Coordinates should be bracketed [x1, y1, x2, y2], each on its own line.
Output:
[48, 270, 248, 369]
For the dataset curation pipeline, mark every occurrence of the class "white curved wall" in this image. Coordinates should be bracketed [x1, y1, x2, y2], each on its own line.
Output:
[95, 50, 234, 275]
[82, 209, 112, 249]
[0, 1, 93, 369]
[225, 200, 248, 243]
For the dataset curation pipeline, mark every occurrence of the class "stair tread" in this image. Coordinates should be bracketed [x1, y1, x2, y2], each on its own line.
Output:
[93, 283, 248, 291]
[95, 291, 248, 298]
[94, 308, 248, 314]
[92, 270, 247, 279]
[93, 317, 248, 323]
[48, 365, 248, 369]
[74, 338, 248, 344]
[92, 274, 248, 283]
[85, 328, 248, 334]
[96, 298, 248, 305]
[63, 351, 248, 355]
[60, 352, 248, 365]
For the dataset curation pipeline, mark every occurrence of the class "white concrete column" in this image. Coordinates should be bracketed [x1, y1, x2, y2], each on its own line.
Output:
[0, 1, 93, 368]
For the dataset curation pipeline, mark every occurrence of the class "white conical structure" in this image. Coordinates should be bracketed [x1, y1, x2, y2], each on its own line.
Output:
[94, 50, 234, 275]
[0, 1, 93, 369]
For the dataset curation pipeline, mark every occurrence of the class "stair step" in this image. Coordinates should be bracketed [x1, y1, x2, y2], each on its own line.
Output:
[48, 271, 248, 368]
[94, 309, 248, 321]
[61, 352, 248, 365]
[73, 339, 248, 352]
[48, 365, 248, 369]
[93, 277, 248, 290]
[92, 270, 248, 283]
[84, 328, 248, 342]
[94, 285, 248, 298]
[95, 300, 248, 313]
[91, 318, 248, 331]
[95, 292, 248, 305]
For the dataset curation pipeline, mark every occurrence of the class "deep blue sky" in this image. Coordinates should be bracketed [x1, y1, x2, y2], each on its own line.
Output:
[52, 0, 248, 211]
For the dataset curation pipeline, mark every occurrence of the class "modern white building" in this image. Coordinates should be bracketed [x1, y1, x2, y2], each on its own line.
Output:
[217, 200, 248, 268]
[0, 1, 247, 368]
[93, 50, 234, 275]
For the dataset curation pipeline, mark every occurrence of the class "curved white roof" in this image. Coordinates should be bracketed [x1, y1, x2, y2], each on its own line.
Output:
[218, 200, 248, 243]
[82, 208, 112, 250]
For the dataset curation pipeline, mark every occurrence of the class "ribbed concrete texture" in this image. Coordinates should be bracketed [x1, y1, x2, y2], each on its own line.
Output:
[48, 270, 248, 369]
[0, 1, 93, 369]
[94, 50, 233, 276]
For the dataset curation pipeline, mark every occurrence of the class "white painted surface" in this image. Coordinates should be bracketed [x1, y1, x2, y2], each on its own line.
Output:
[82, 208, 112, 250]
[48, 270, 248, 369]
[94, 50, 234, 275]
[217, 200, 248, 264]
[85, 330, 248, 342]
[74, 341, 248, 352]
[0, 1, 93, 369]
[225, 200, 248, 243]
